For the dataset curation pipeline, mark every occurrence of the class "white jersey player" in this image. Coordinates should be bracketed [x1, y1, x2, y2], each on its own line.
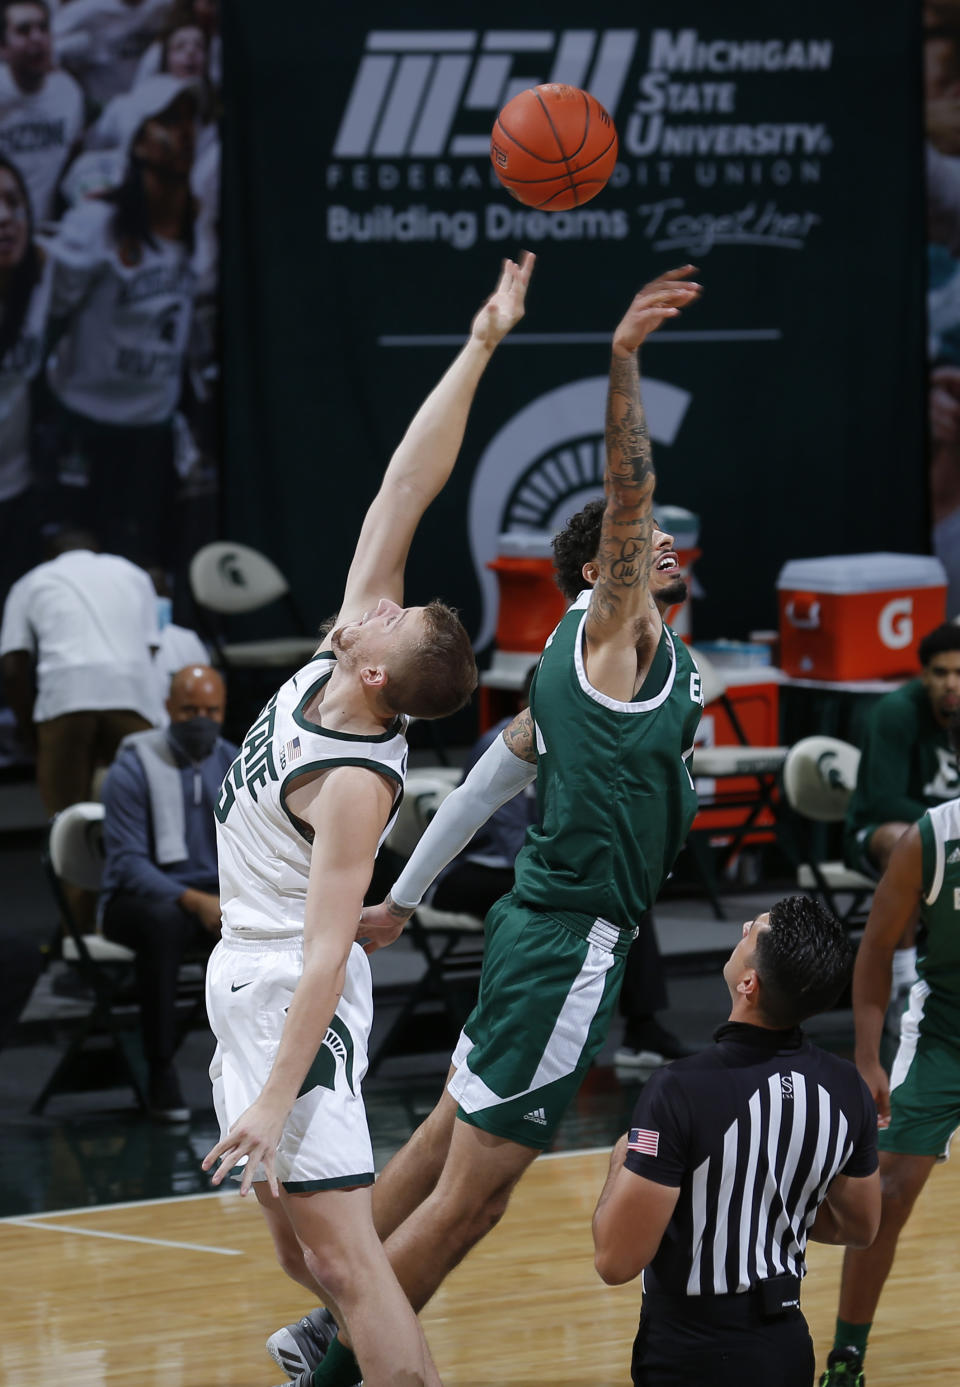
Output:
[201, 252, 534, 1387]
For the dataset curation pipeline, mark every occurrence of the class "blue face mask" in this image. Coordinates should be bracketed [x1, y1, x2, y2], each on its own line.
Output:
[156, 596, 173, 631]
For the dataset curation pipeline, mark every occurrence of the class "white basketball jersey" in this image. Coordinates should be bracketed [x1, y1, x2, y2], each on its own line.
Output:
[215, 652, 409, 941]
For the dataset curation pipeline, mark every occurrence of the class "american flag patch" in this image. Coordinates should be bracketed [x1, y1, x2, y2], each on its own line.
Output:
[628, 1127, 659, 1157]
[285, 736, 302, 761]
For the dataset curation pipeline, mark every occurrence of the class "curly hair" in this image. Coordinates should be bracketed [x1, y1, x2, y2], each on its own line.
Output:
[551, 499, 604, 603]
[753, 895, 854, 1028]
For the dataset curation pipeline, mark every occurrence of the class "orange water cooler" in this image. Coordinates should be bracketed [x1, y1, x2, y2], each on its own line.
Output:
[479, 533, 562, 729]
[777, 553, 948, 681]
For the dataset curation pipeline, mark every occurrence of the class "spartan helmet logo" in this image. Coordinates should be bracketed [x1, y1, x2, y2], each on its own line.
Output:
[155, 302, 183, 345]
[216, 551, 246, 588]
[297, 1015, 357, 1098]
[467, 375, 693, 649]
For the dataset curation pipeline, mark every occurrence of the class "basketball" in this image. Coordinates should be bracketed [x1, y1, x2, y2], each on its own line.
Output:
[490, 84, 618, 211]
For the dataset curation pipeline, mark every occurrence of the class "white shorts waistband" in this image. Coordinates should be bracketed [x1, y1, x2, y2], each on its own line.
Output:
[219, 933, 303, 952]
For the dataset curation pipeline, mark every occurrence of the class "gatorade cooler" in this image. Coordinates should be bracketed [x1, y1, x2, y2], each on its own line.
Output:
[487, 531, 566, 653]
[777, 553, 948, 681]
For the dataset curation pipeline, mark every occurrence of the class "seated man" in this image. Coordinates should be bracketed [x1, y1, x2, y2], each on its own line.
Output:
[100, 663, 237, 1121]
[844, 621, 960, 999]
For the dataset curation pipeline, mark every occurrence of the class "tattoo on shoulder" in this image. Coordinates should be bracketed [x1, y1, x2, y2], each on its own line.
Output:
[502, 707, 537, 764]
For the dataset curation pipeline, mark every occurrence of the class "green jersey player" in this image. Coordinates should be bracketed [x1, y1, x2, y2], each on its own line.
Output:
[821, 724, 960, 1386]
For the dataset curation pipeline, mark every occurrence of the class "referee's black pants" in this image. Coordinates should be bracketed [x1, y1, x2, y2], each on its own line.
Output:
[632, 1290, 815, 1386]
[102, 894, 215, 1070]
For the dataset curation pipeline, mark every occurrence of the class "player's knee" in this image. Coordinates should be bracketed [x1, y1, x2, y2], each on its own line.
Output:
[302, 1243, 349, 1301]
[417, 1101, 457, 1177]
[454, 1182, 514, 1248]
[272, 1236, 309, 1283]
[879, 1168, 925, 1226]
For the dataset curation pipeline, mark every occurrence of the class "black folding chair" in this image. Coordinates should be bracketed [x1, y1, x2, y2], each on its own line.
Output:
[33, 803, 147, 1114]
[367, 770, 486, 1076]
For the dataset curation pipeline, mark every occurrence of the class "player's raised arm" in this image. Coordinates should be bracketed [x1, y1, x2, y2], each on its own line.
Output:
[330, 253, 535, 637]
[584, 267, 700, 691]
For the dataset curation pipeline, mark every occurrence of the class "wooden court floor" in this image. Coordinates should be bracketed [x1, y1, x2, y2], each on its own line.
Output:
[2, 1146, 958, 1386]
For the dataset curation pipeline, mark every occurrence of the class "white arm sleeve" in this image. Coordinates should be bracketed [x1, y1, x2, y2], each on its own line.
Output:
[391, 731, 537, 910]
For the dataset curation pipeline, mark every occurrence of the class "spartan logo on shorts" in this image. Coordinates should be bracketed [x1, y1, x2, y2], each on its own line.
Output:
[298, 1015, 357, 1097]
[466, 376, 692, 650]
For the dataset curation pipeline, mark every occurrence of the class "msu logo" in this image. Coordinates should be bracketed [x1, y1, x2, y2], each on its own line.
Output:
[333, 29, 637, 160]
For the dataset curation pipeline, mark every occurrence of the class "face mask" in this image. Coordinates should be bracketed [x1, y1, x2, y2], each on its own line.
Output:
[168, 716, 221, 762]
[156, 595, 173, 631]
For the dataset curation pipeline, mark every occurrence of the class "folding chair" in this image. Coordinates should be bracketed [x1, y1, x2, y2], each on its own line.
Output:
[686, 648, 789, 918]
[781, 735, 876, 925]
[368, 768, 486, 1075]
[32, 803, 147, 1114]
[188, 541, 321, 672]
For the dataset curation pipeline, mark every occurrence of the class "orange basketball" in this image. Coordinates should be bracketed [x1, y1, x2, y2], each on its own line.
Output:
[490, 83, 618, 211]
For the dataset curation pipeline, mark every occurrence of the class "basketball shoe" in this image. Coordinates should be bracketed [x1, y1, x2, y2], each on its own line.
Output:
[614, 1018, 693, 1069]
[267, 1306, 337, 1379]
[819, 1347, 865, 1385]
[273, 1373, 361, 1387]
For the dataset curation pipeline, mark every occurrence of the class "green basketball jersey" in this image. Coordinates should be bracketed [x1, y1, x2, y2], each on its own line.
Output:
[916, 799, 960, 1039]
[513, 592, 703, 931]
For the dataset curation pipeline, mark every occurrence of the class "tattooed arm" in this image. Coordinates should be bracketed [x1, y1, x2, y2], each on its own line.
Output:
[323, 253, 535, 649]
[583, 266, 701, 700]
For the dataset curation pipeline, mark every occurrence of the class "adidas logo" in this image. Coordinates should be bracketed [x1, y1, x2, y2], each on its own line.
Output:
[948, 846, 960, 865]
[523, 1107, 547, 1126]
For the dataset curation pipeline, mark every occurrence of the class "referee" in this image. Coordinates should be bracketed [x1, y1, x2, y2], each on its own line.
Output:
[593, 896, 881, 1387]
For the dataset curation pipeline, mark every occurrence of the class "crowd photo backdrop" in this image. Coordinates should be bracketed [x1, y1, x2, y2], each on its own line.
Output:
[221, 0, 928, 658]
[0, 0, 222, 615]
[925, 0, 960, 616]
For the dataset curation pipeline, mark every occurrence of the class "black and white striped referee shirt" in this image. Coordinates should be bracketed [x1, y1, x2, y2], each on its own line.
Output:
[624, 1022, 878, 1296]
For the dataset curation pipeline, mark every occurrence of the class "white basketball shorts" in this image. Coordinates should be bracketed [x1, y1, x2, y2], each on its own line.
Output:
[206, 934, 375, 1191]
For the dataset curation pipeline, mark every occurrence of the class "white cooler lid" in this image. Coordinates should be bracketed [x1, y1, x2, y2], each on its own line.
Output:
[497, 530, 554, 559]
[777, 552, 948, 594]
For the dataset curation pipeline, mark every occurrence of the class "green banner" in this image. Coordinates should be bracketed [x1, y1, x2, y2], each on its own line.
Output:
[222, 2, 926, 647]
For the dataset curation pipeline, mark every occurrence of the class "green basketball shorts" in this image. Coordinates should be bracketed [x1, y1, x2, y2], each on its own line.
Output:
[447, 894, 635, 1150]
[881, 980, 960, 1160]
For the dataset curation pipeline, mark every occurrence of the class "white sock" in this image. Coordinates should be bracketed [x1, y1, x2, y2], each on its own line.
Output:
[891, 946, 918, 996]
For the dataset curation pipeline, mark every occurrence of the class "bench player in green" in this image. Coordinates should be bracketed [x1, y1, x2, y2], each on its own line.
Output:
[820, 722, 960, 1386]
[268, 266, 705, 1387]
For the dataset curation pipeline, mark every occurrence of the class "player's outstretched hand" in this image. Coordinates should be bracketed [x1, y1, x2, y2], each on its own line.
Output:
[613, 265, 702, 357]
[357, 896, 413, 955]
[471, 250, 536, 349]
[201, 1093, 290, 1198]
